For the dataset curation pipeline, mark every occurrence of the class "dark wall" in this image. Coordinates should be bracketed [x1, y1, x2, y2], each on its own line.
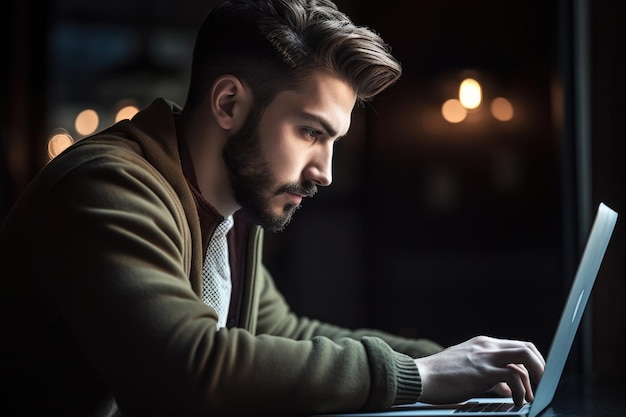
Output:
[1, 0, 50, 217]
[589, 0, 626, 384]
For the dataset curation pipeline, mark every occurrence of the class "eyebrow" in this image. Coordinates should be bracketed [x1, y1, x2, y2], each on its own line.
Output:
[295, 112, 345, 140]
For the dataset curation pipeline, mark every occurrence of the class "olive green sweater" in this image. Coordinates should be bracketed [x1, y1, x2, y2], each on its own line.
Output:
[0, 99, 442, 416]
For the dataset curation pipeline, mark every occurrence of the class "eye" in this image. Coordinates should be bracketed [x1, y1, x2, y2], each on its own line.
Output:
[301, 127, 322, 141]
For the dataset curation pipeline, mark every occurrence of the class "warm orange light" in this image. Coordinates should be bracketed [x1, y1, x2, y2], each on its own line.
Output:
[459, 78, 482, 110]
[441, 99, 467, 123]
[48, 129, 74, 160]
[75, 109, 99, 136]
[490, 97, 514, 121]
[115, 105, 139, 123]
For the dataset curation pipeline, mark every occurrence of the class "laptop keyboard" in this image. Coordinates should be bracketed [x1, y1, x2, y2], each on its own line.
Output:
[453, 401, 525, 413]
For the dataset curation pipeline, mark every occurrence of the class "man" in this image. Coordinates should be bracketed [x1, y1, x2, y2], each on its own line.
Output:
[0, 0, 545, 415]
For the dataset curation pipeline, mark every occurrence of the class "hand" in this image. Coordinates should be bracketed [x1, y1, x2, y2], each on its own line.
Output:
[414, 335, 545, 406]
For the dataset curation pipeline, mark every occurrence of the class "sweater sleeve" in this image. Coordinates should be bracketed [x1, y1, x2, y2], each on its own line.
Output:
[394, 351, 424, 404]
[254, 267, 443, 406]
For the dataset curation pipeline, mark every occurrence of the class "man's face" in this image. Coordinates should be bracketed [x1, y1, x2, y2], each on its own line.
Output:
[223, 70, 356, 232]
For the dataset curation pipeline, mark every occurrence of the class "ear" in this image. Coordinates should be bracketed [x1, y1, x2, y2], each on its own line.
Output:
[210, 75, 253, 132]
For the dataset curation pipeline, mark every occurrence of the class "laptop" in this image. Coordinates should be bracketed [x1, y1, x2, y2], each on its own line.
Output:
[317, 202, 618, 417]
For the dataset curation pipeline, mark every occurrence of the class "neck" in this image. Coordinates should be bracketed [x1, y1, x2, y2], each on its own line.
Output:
[178, 111, 240, 217]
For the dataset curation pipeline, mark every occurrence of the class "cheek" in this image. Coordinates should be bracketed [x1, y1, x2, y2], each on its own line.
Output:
[268, 146, 304, 182]
[260, 128, 306, 180]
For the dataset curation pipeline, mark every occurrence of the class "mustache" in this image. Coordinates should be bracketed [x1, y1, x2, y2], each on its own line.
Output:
[277, 181, 318, 198]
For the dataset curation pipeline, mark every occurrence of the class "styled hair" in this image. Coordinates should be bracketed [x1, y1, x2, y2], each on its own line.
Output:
[184, 0, 402, 110]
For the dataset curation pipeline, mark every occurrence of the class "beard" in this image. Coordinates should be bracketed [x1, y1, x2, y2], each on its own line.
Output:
[222, 112, 317, 232]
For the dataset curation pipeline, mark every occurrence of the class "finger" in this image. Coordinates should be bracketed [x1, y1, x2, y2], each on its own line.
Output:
[491, 367, 525, 406]
[508, 363, 534, 403]
[486, 363, 529, 406]
[488, 382, 511, 397]
[514, 347, 544, 383]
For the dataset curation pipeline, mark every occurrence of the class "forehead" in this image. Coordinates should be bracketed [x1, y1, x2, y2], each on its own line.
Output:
[263, 70, 357, 136]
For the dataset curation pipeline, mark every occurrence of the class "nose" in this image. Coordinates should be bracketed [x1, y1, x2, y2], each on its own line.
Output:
[303, 142, 333, 187]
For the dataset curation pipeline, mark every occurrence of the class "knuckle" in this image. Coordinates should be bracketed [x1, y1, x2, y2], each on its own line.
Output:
[473, 335, 491, 346]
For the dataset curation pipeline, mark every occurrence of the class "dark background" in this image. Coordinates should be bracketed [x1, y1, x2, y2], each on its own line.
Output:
[2, 0, 624, 384]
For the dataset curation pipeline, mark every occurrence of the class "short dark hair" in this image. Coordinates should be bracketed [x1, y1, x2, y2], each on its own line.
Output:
[184, 0, 402, 110]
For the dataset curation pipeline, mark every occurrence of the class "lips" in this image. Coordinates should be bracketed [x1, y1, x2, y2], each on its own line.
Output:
[287, 192, 304, 204]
